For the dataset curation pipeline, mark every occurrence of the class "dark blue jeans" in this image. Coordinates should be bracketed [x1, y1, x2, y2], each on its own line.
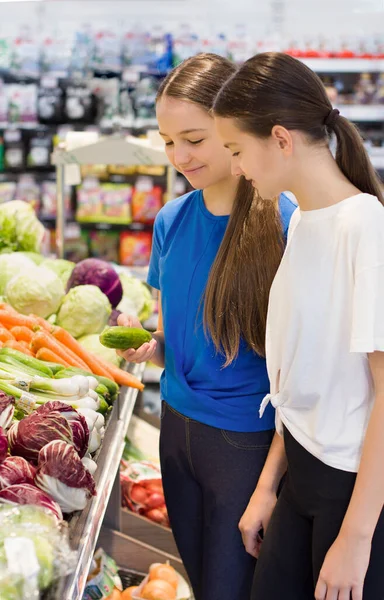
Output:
[159, 401, 274, 600]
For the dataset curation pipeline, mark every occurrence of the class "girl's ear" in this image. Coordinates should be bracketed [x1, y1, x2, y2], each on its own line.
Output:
[271, 125, 293, 155]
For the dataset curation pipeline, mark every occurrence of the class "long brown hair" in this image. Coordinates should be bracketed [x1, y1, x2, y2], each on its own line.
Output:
[214, 52, 384, 204]
[157, 53, 284, 365]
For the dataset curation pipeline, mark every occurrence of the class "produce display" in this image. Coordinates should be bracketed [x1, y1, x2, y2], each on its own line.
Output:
[85, 551, 190, 600]
[0, 208, 161, 598]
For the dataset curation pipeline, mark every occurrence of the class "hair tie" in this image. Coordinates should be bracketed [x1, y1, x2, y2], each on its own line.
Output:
[324, 108, 340, 129]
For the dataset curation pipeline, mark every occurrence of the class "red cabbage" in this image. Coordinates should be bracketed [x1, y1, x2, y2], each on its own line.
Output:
[0, 456, 36, 489]
[0, 482, 63, 520]
[66, 258, 123, 308]
[36, 402, 89, 458]
[35, 440, 96, 513]
[0, 427, 7, 464]
[108, 309, 122, 327]
[0, 392, 15, 430]
[8, 410, 73, 463]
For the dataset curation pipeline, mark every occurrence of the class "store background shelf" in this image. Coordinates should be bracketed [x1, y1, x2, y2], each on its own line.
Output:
[301, 59, 384, 73]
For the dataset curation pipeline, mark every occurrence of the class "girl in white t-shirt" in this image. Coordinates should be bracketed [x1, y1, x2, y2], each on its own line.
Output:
[214, 52, 384, 600]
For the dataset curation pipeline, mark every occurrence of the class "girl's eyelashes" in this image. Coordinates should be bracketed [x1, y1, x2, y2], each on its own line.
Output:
[232, 152, 240, 157]
[164, 139, 204, 147]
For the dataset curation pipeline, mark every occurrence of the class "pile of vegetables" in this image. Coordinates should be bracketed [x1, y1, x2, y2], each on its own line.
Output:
[0, 504, 76, 600]
[0, 252, 154, 368]
[107, 563, 182, 600]
[0, 303, 143, 391]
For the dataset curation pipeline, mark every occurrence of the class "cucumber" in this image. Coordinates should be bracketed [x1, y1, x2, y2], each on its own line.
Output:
[98, 397, 109, 415]
[100, 327, 152, 351]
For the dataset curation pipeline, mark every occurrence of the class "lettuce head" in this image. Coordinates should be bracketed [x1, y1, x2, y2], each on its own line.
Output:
[5, 267, 65, 318]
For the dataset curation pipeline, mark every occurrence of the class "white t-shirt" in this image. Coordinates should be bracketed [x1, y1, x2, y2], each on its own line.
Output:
[261, 193, 384, 472]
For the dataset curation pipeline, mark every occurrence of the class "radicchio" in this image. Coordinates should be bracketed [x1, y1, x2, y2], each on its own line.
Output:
[0, 392, 15, 430]
[0, 482, 63, 521]
[8, 410, 73, 463]
[0, 456, 36, 489]
[36, 402, 89, 458]
[0, 427, 7, 464]
[67, 258, 123, 308]
[35, 440, 96, 513]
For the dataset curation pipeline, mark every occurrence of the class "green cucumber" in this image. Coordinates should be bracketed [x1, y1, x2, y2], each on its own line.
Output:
[100, 327, 152, 351]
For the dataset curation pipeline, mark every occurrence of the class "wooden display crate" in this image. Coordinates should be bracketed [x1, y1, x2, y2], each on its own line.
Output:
[121, 508, 179, 557]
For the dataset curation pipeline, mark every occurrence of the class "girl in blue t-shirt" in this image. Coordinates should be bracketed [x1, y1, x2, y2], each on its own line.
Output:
[118, 53, 296, 600]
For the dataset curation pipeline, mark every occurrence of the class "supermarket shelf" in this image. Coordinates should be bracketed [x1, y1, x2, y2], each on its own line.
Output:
[78, 221, 153, 232]
[52, 136, 169, 167]
[301, 58, 384, 73]
[337, 105, 384, 122]
[59, 362, 145, 600]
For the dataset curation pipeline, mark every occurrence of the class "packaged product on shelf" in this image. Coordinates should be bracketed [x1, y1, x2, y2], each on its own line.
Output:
[91, 77, 120, 128]
[4, 129, 25, 171]
[120, 231, 152, 267]
[81, 163, 109, 179]
[38, 80, 65, 124]
[0, 80, 8, 124]
[102, 183, 133, 223]
[89, 230, 120, 263]
[41, 35, 72, 78]
[109, 164, 137, 176]
[92, 30, 123, 73]
[15, 174, 40, 210]
[6, 84, 37, 124]
[83, 548, 123, 600]
[354, 73, 376, 105]
[132, 177, 163, 224]
[41, 180, 71, 218]
[136, 165, 165, 177]
[64, 81, 97, 124]
[77, 177, 104, 222]
[27, 129, 53, 169]
[0, 181, 16, 204]
[121, 460, 170, 528]
[10, 31, 40, 78]
[374, 74, 384, 104]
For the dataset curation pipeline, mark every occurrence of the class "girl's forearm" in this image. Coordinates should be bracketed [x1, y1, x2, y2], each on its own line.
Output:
[256, 431, 287, 495]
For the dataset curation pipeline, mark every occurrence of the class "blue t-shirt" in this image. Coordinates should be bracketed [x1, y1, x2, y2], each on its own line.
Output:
[147, 190, 296, 432]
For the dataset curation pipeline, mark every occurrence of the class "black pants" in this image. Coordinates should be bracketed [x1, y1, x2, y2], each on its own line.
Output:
[160, 401, 274, 600]
[251, 427, 384, 600]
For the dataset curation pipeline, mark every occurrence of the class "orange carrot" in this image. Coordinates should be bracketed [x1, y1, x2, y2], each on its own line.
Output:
[0, 328, 15, 343]
[0, 311, 38, 331]
[99, 361, 144, 391]
[36, 347, 70, 367]
[30, 331, 89, 370]
[0, 303, 18, 314]
[4, 340, 34, 356]
[52, 327, 115, 379]
[10, 326, 34, 343]
[29, 315, 54, 332]
[52, 327, 143, 389]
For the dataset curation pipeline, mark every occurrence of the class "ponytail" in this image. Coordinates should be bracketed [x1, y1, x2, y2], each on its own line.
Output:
[204, 177, 284, 366]
[332, 116, 384, 205]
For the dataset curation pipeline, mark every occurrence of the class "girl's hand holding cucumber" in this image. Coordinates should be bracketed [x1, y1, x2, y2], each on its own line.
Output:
[100, 315, 157, 364]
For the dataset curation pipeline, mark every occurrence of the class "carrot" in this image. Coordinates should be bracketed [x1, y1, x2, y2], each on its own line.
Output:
[36, 348, 70, 367]
[0, 328, 15, 343]
[4, 340, 34, 356]
[29, 315, 54, 333]
[0, 311, 38, 331]
[0, 303, 18, 314]
[52, 327, 143, 390]
[10, 326, 34, 343]
[52, 327, 115, 379]
[30, 331, 89, 370]
[100, 361, 144, 391]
